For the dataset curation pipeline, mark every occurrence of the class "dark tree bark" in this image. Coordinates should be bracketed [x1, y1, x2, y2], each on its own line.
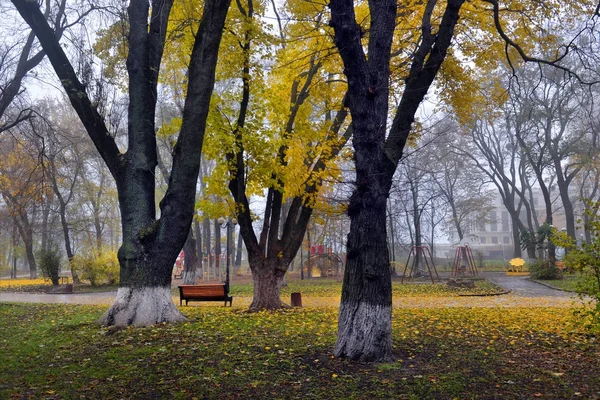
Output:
[11, 0, 231, 326]
[329, 0, 465, 361]
[19, 210, 37, 279]
[234, 230, 243, 273]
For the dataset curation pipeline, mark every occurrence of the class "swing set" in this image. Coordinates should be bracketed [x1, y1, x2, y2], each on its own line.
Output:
[401, 245, 440, 283]
[451, 245, 479, 277]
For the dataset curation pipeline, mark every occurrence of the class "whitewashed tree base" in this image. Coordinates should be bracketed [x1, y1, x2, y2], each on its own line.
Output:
[335, 302, 393, 362]
[99, 286, 187, 327]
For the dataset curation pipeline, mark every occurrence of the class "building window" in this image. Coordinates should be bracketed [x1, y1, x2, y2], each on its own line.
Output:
[492, 236, 498, 244]
[503, 236, 510, 244]
[480, 237, 486, 244]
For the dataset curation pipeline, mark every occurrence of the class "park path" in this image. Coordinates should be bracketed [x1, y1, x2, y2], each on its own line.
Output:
[0, 273, 583, 308]
[483, 272, 574, 297]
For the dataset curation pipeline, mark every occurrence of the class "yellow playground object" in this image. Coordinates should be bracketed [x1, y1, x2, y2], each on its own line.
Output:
[506, 257, 529, 276]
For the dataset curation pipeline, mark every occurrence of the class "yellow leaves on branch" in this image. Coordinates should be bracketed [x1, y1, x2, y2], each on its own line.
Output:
[195, 0, 350, 216]
[0, 279, 48, 288]
[0, 140, 50, 210]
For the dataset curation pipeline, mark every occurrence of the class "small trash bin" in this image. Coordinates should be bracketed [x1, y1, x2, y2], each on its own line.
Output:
[291, 292, 302, 307]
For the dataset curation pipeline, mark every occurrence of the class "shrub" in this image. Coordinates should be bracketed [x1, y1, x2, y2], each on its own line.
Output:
[528, 258, 563, 280]
[72, 251, 119, 286]
[552, 201, 600, 333]
[38, 245, 62, 286]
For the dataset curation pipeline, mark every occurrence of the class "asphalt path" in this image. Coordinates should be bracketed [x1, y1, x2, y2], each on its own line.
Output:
[482, 272, 575, 298]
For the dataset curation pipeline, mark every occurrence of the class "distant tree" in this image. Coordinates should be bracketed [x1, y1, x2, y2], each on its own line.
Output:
[0, 132, 48, 278]
[426, 125, 493, 244]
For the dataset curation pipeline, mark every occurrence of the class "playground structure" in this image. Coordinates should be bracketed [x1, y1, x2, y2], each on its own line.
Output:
[172, 251, 237, 282]
[401, 245, 440, 283]
[302, 245, 344, 278]
[451, 245, 479, 277]
[506, 257, 529, 276]
[173, 244, 345, 281]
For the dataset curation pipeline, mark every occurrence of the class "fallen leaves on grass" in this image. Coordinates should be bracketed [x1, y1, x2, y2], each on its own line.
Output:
[1, 303, 599, 399]
[0, 278, 48, 289]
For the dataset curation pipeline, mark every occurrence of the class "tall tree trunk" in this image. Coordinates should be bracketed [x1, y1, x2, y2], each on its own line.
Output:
[93, 192, 104, 253]
[511, 214, 524, 258]
[58, 200, 80, 283]
[335, 177, 393, 362]
[15, 209, 37, 279]
[387, 200, 396, 264]
[300, 236, 304, 280]
[40, 200, 51, 252]
[194, 219, 203, 279]
[214, 219, 221, 280]
[234, 230, 243, 274]
[52, 169, 81, 284]
[307, 226, 313, 279]
[204, 216, 212, 279]
[182, 228, 197, 284]
[11, 220, 18, 279]
[411, 181, 423, 274]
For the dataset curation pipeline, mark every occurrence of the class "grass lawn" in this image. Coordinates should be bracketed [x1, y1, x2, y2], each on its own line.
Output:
[0, 276, 504, 297]
[532, 274, 580, 292]
[1, 297, 599, 399]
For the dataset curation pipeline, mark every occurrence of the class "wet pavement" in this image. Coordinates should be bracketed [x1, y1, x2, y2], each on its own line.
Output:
[483, 273, 574, 298]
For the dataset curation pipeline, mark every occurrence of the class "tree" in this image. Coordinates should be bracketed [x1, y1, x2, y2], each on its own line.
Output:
[10, 0, 231, 326]
[328, 0, 595, 361]
[465, 110, 540, 259]
[195, 0, 351, 310]
[35, 99, 87, 283]
[510, 63, 594, 242]
[426, 124, 493, 245]
[0, 121, 53, 279]
[329, 0, 466, 362]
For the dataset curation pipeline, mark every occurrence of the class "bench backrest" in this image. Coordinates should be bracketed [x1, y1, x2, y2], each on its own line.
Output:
[179, 284, 226, 297]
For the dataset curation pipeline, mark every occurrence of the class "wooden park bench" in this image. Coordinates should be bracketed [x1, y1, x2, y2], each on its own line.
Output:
[178, 284, 233, 307]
